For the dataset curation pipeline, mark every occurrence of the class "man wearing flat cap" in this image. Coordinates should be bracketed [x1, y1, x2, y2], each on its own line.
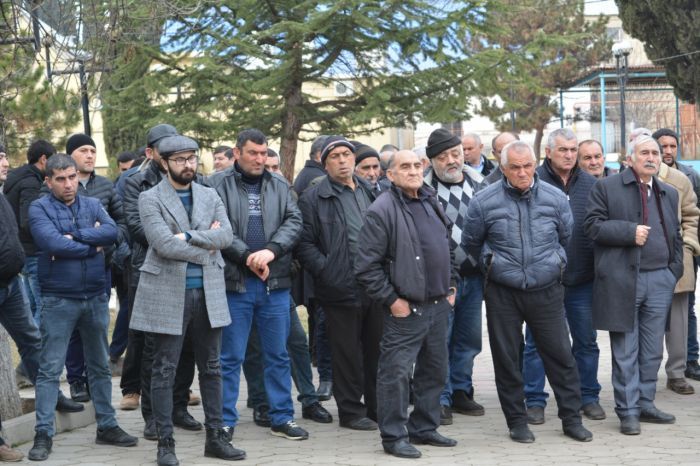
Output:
[131, 135, 245, 465]
[423, 127, 487, 424]
[297, 135, 382, 431]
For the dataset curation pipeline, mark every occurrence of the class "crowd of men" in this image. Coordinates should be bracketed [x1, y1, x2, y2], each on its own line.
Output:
[0, 122, 699, 463]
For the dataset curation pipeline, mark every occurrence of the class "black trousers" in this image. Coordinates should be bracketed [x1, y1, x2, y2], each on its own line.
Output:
[377, 298, 450, 444]
[323, 295, 383, 423]
[484, 281, 582, 429]
[151, 289, 223, 438]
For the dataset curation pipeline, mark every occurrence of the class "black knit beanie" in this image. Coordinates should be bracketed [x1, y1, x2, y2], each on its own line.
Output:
[66, 133, 96, 155]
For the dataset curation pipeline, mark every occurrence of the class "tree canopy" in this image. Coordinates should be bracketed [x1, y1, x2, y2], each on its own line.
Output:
[616, 0, 700, 104]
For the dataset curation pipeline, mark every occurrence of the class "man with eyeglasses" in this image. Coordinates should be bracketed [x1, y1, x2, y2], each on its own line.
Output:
[297, 136, 381, 431]
[130, 135, 244, 465]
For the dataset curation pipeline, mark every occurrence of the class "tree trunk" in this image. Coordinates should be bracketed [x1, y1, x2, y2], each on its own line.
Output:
[533, 124, 545, 162]
[279, 44, 304, 182]
[0, 327, 22, 421]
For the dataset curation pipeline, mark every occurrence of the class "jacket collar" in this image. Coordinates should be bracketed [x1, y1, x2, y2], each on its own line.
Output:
[305, 159, 325, 171]
[318, 174, 371, 199]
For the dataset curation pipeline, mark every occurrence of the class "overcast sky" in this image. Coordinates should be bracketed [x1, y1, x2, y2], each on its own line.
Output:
[584, 0, 618, 15]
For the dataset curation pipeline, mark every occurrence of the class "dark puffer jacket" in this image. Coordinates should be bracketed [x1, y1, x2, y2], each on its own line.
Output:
[28, 194, 117, 298]
[462, 174, 573, 290]
[0, 192, 25, 284]
[2, 164, 45, 255]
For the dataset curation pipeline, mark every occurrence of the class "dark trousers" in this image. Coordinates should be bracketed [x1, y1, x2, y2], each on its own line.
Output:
[323, 296, 383, 422]
[314, 305, 333, 382]
[485, 281, 582, 429]
[377, 298, 450, 444]
[120, 272, 144, 395]
[109, 267, 130, 360]
[151, 289, 223, 438]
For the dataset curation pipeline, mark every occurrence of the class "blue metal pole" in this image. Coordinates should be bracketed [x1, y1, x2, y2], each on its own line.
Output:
[600, 75, 607, 155]
[560, 89, 564, 128]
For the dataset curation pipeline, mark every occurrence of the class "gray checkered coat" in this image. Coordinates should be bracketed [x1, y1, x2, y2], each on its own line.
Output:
[130, 178, 233, 335]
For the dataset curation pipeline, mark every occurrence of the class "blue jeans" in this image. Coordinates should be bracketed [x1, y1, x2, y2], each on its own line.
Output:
[221, 278, 294, 427]
[35, 295, 117, 436]
[21, 255, 41, 325]
[440, 275, 483, 406]
[245, 298, 318, 409]
[0, 276, 41, 382]
[523, 281, 600, 408]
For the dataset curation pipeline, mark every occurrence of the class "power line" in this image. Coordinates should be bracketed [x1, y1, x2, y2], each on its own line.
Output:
[651, 49, 700, 63]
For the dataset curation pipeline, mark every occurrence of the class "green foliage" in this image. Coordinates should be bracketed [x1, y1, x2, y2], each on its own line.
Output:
[616, 0, 700, 104]
[471, 0, 610, 157]
[116, 0, 515, 177]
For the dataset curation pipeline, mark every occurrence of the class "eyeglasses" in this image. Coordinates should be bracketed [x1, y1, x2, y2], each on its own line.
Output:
[168, 155, 199, 166]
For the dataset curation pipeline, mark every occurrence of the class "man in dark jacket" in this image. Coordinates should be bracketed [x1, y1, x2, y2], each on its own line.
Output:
[210, 128, 308, 442]
[297, 136, 381, 431]
[292, 135, 327, 195]
[3, 139, 56, 323]
[463, 141, 591, 444]
[522, 129, 604, 425]
[356, 149, 458, 459]
[584, 135, 683, 435]
[121, 124, 201, 438]
[27, 154, 137, 461]
[422, 128, 486, 423]
[462, 133, 495, 177]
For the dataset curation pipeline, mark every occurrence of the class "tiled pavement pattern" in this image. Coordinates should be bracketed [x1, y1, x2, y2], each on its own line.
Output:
[7, 306, 700, 466]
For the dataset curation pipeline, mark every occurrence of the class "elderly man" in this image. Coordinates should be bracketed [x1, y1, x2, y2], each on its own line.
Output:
[522, 128, 604, 425]
[463, 141, 591, 443]
[356, 150, 457, 459]
[354, 143, 385, 194]
[585, 134, 683, 435]
[422, 128, 485, 424]
[462, 133, 495, 177]
[484, 131, 519, 184]
[578, 140, 612, 178]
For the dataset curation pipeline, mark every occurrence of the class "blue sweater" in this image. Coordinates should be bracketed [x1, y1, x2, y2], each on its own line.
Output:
[28, 194, 117, 298]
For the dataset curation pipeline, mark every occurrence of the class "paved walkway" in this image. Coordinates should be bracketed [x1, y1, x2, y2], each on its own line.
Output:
[9, 308, 700, 465]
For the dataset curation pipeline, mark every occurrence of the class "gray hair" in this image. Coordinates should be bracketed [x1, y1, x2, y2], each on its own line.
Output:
[628, 127, 652, 155]
[501, 141, 536, 166]
[310, 135, 329, 160]
[628, 134, 660, 162]
[462, 132, 482, 146]
[45, 153, 77, 178]
[547, 128, 577, 151]
[412, 146, 428, 160]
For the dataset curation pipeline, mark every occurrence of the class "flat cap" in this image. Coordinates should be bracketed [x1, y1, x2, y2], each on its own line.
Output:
[147, 124, 178, 147]
[157, 135, 199, 156]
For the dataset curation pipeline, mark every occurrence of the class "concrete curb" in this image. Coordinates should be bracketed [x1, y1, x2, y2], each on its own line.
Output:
[2, 402, 96, 447]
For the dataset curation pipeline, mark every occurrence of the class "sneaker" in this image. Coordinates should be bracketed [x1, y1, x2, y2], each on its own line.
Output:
[157, 436, 178, 466]
[188, 391, 201, 406]
[270, 421, 309, 440]
[120, 393, 140, 411]
[28, 432, 52, 461]
[70, 380, 90, 402]
[0, 443, 24, 462]
[96, 425, 138, 447]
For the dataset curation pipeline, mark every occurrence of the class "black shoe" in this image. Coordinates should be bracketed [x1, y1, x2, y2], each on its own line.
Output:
[204, 428, 246, 460]
[96, 425, 138, 447]
[640, 407, 676, 424]
[451, 390, 485, 416]
[172, 410, 203, 431]
[509, 425, 535, 443]
[383, 439, 421, 459]
[339, 417, 378, 431]
[620, 415, 641, 435]
[581, 402, 606, 420]
[157, 436, 179, 466]
[409, 431, 457, 447]
[70, 380, 90, 402]
[316, 380, 332, 401]
[563, 424, 593, 442]
[253, 405, 272, 428]
[144, 418, 158, 441]
[270, 420, 309, 440]
[526, 406, 545, 425]
[685, 360, 700, 381]
[440, 405, 453, 426]
[302, 402, 333, 423]
[28, 432, 52, 461]
[56, 393, 84, 413]
[221, 426, 234, 443]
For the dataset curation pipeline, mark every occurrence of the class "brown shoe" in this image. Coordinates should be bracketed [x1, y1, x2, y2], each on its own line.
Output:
[0, 444, 24, 462]
[188, 391, 201, 406]
[667, 378, 695, 395]
[120, 392, 140, 410]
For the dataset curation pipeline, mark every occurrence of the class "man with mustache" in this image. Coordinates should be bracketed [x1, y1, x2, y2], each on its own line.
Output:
[130, 135, 244, 465]
[585, 134, 683, 435]
[422, 128, 486, 425]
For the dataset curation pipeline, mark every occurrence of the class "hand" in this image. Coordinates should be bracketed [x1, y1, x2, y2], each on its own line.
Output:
[210, 220, 221, 230]
[447, 287, 457, 307]
[174, 232, 186, 241]
[63, 234, 73, 240]
[635, 225, 650, 246]
[249, 264, 270, 281]
[390, 298, 411, 318]
[96, 246, 103, 252]
[246, 249, 275, 271]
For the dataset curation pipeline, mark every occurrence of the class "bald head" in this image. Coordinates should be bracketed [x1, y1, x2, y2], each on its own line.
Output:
[492, 132, 519, 160]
